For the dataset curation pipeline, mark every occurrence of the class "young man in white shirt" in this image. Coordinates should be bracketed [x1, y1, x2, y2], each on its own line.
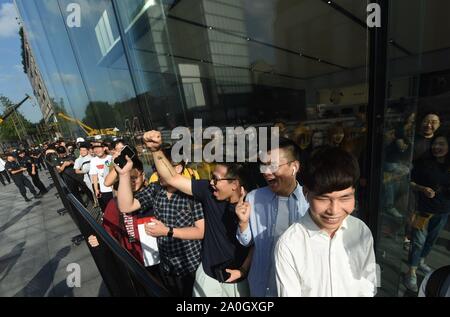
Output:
[89, 142, 113, 212]
[74, 142, 94, 204]
[275, 146, 377, 297]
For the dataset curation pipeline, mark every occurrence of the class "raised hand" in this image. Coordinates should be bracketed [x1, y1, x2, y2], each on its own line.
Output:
[235, 187, 250, 225]
[143, 130, 162, 152]
[114, 155, 134, 175]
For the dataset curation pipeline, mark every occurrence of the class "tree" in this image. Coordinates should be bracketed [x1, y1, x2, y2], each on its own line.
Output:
[82, 101, 117, 129]
[0, 95, 35, 142]
[19, 27, 27, 74]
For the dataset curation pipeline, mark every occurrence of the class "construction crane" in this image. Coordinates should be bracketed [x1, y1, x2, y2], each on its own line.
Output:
[57, 112, 119, 137]
[0, 94, 30, 124]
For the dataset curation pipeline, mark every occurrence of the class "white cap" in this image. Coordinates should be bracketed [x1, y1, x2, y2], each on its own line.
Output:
[76, 137, 85, 143]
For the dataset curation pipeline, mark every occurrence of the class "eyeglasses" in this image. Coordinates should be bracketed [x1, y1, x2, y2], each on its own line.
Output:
[423, 120, 440, 125]
[259, 160, 294, 173]
[211, 174, 236, 185]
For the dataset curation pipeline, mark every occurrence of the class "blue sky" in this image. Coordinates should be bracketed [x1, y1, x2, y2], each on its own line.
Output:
[0, 0, 42, 123]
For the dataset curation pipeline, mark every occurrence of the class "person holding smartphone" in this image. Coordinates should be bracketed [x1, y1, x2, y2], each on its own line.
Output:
[89, 141, 113, 213]
[115, 147, 205, 297]
[117, 130, 253, 297]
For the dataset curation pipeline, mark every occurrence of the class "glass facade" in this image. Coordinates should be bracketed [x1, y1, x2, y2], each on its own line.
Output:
[376, 0, 450, 296]
[15, 0, 449, 296]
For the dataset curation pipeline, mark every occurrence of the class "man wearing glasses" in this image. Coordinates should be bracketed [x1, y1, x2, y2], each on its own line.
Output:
[235, 137, 309, 297]
[414, 113, 441, 160]
[118, 130, 253, 297]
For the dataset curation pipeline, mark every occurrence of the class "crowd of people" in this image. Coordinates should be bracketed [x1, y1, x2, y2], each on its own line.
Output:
[1, 110, 448, 297]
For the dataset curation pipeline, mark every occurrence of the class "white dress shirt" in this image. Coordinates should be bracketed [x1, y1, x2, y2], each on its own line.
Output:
[275, 211, 377, 297]
[0, 158, 6, 172]
[236, 184, 309, 297]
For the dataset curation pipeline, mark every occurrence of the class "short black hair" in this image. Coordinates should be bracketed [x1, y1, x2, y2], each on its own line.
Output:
[218, 162, 250, 190]
[111, 139, 126, 149]
[132, 157, 144, 173]
[300, 146, 360, 195]
[269, 137, 301, 162]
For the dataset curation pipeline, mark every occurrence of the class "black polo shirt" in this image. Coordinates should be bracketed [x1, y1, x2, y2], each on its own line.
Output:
[412, 158, 450, 215]
[19, 156, 35, 174]
[5, 160, 25, 180]
[57, 154, 82, 184]
[191, 180, 249, 281]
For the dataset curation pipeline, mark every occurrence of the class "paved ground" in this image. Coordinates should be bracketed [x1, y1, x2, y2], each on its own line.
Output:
[0, 169, 108, 297]
[377, 212, 450, 297]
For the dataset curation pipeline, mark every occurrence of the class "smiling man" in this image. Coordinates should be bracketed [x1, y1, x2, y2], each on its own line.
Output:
[131, 130, 253, 297]
[274, 146, 377, 297]
[235, 137, 309, 297]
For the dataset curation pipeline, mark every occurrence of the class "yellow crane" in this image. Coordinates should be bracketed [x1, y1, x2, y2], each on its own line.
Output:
[56, 112, 119, 136]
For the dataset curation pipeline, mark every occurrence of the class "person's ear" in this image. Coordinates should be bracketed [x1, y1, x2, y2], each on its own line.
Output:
[292, 161, 300, 176]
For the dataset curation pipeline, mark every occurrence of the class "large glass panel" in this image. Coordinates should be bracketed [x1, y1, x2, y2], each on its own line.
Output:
[15, 0, 84, 138]
[56, 0, 141, 132]
[116, 0, 369, 120]
[116, 0, 371, 185]
[377, 0, 450, 297]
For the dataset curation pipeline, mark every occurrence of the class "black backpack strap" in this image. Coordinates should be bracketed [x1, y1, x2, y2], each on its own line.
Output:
[425, 265, 450, 297]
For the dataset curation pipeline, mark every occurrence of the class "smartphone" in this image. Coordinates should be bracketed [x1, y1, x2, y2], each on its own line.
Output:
[114, 145, 136, 168]
[213, 265, 231, 283]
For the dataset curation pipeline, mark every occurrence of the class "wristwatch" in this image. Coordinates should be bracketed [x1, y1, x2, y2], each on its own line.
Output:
[167, 226, 174, 238]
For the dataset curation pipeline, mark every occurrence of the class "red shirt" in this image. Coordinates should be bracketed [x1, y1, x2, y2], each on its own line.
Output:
[102, 199, 144, 265]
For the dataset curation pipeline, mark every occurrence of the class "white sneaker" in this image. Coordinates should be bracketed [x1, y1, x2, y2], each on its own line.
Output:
[404, 273, 418, 292]
[418, 262, 433, 275]
[386, 207, 403, 218]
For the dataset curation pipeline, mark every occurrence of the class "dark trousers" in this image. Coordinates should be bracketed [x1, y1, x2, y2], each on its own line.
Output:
[409, 213, 449, 267]
[31, 173, 47, 193]
[36, 159, 45, 170]
[98, 192, 114, 213]
[0, 170, 11, 185]
[159, 267, 196, 297]
[13, 175, 37, 199]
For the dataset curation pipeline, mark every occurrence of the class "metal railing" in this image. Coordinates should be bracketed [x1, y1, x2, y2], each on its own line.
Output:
[46, 160, 169, 297]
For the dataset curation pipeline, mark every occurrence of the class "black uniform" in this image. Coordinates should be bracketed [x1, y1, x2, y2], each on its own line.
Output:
[30, 149, 46, 171]
[57, 154, 84, 203]
[5, 159, 39, 201]
[19, 155, 47, 194]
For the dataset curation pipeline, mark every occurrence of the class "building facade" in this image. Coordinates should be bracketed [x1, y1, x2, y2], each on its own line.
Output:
[14, 0, 450, 297]
[21, 28, 55, 124]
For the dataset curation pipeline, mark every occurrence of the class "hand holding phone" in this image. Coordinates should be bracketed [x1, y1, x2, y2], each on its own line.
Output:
[114, 145, 136, 168]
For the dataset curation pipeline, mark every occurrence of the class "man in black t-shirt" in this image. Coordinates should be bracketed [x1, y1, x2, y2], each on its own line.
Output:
[18, 150, 47, 195]
[5, 153, 41, 202]
[117, 130, 252, 297]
